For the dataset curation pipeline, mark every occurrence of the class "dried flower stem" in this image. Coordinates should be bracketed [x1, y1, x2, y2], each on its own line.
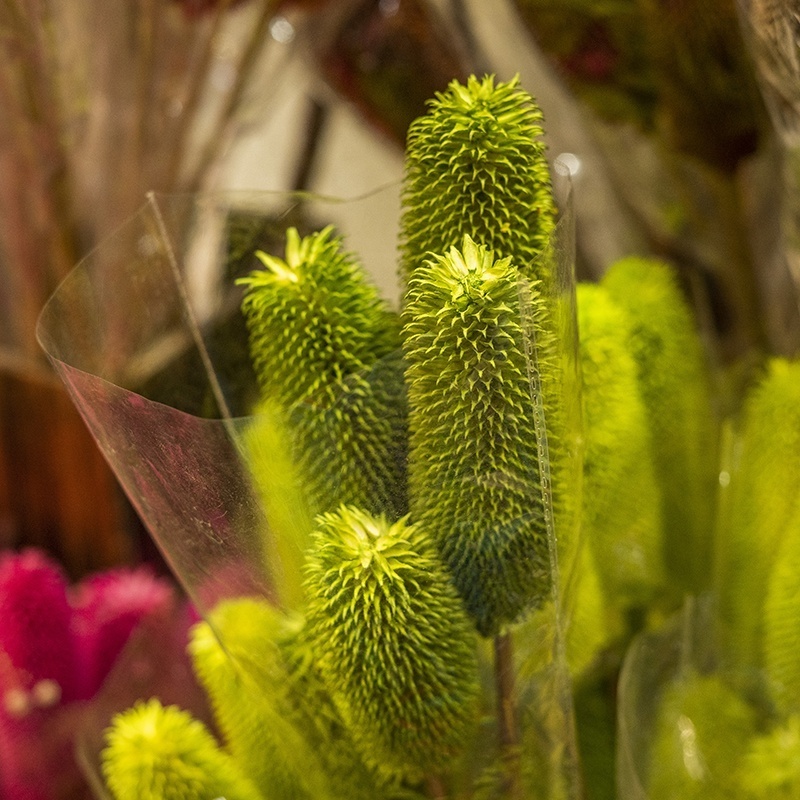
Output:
[494, 632, 523, 800]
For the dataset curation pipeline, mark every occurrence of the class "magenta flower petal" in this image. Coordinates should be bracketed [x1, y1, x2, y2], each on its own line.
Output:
[72, 567, 175, 698]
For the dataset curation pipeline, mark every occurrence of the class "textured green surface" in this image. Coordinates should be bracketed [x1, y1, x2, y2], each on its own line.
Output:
[239, 226, 407, 520]
[602, 256, 716, 594]
[102, 699, 262, 800]
[576, 281, 664, 608]
[403, 236, 552, 636]
[400, 75, 556, 287]
[304, 505, 479, 781]
[718, 359, 800, 680]
[740, 715, 800, 799]
[190, 597, 382, 800]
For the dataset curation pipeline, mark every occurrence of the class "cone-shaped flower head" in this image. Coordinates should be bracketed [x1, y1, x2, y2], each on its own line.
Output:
[238, 225, 407, 519]
[102, 698, 263, 800]
[576, 282, 665, 608]
[304, 505, 479, 782]
[602, 256, 716, 595]
[400, 74, 556, 285]
[190, 598, 381, 800]
[403, 236, 553, 636]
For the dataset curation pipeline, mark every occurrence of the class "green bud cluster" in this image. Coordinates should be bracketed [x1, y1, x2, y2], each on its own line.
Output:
[403, 236, 552, 636]
[102, 699, 262, 800]
[303, 505, 479, 781]
[238, 226, 407, 519]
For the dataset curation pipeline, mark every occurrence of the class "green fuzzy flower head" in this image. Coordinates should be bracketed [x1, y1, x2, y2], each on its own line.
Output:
[102, 698, 262, 800]
[400, 74, 556, 286]
[576, 281, 664, 609]
[602, 256, 716, 595]
[304, 505, 479, 782]
[403, 235, 553, 636]
[740, 715, 800, 799]
[238, 225, 407, 519]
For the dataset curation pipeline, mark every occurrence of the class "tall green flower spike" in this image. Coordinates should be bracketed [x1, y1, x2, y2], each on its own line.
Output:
[238, 226, 407, 520]
[403, 235, 553, 637]
[721, 359, 800, 673]
[304, 504, 479, 782]
[576, 282, 665, 608]
[190, 598, 382, 800]
[400, 74, 556, 286]
[602, 256, 716, 595]
[101, 698, 263, 800]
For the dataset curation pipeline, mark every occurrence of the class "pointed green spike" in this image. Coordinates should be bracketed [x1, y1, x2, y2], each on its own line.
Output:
[403, 235, 554, 636]
[304, 505, 479, 782]
[602, 256, 717, 594]
[101, 699, 263, 800]
[238, 226, 407, 520]
[576, 281, 665, 608]
[400, 74, 556, 286]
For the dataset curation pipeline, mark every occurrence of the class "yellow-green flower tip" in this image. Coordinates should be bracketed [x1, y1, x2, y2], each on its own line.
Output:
[400, 74, 556, 285]
[304, 505, 479, 782]
[403, 235, 553, 636]
[102, 698, 262, 800]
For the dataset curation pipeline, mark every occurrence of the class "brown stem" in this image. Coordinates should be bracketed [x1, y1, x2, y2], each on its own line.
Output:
[494, 632, 522, 800]
[290, 96, 330, 193]
[425, 774, 448, 799]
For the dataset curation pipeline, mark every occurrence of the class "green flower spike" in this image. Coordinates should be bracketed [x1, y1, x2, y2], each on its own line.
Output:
[400, 74, 556, 286]
[238, 226, 407, 520]
[190, 598, 381, 800]
[576, 282, 664, 608]
[721, 359, 800, 677]
[101, 698, 262, 800]
[304, 504, 479, 783]
[403, 235, 553, 637]
[602, 256, 716, 595]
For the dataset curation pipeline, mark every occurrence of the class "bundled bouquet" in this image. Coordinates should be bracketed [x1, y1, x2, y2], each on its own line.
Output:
[35, 68, 800, 800]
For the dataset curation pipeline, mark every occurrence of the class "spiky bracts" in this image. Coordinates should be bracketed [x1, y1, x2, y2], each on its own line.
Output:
[739, 715, 800, 799]
[189, 598, 381, 800]
[400, 74, 556, 285]
[403, 236, 553, 637]
[576, 282, 664, 608]
[304, 505, 479, 782]
[238, 226, 407, 519]
[602, 256, 716, 594]
[101, 699, 263, 800]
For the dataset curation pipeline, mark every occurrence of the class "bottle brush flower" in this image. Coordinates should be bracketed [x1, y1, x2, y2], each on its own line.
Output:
[238, 225, 407, 520]
[403, 236, 553, 637]
[303, 504, 479, 782]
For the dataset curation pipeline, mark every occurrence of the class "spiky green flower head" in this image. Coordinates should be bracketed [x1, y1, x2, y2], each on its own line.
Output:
[238, 225, 407, 520]
[400, 74, 556, 287]
[718, 358, 800, 671]
[304, 504, 479, 783]
[601, 256, 716, 596]
[190, 598, 382, 800]
[739, 715, 800, 799]
[576, 281, 665, 609]
[647, 673, 757, 800]
[403, 235, 554, 637]
[102, 698, 263, 800]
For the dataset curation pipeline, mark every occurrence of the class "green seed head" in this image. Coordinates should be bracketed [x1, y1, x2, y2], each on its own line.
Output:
[403, 236, 553, 636]
[304, 505, 479, 782]
[400, 74, 556, 286]
[102, 699, 262, 800]
[238, 225, 407, 519]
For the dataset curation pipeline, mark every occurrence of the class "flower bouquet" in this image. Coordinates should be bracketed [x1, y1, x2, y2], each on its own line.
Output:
[38, 73, 729, 799]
